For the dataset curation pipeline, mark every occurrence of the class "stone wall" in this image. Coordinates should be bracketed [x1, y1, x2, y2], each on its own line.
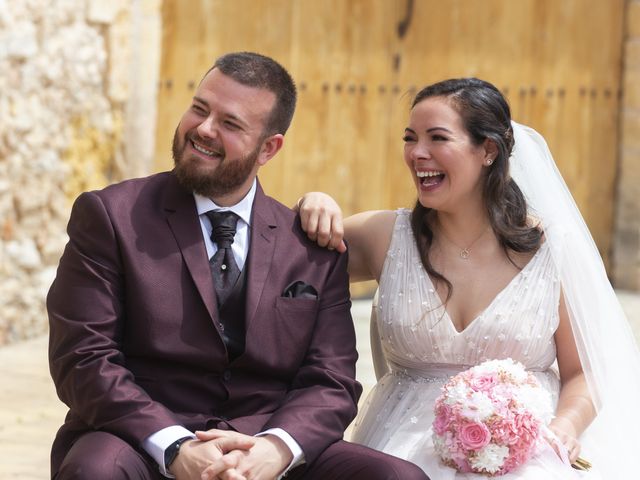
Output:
[0, 0, 161, 345]
[614, 0, 640, 289]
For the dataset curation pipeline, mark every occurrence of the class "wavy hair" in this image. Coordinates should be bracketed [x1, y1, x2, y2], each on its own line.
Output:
[409, 78, 542, 302]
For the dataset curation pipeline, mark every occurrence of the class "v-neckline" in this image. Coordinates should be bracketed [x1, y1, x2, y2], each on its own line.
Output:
[425, 242, 546, 335]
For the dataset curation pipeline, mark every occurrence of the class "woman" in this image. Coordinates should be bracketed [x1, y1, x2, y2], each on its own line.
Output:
[298, 78, 640, 478]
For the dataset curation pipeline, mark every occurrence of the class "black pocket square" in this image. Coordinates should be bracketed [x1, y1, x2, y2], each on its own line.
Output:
[282, 280, 318, 299]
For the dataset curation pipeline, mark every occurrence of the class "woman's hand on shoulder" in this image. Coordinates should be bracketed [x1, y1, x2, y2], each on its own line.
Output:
[295, 192, 346, 252]
[294, 192, 398, 281]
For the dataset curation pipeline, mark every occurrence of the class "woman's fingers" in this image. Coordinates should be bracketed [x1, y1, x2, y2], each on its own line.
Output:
[544, 426, 581, 463]
[297, 193, 345, 250]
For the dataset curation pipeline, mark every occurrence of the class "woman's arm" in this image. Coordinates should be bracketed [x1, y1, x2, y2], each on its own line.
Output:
[342, 210, 396, 282]
[551, 292, 596, 462]
[296, 193, 396, 282]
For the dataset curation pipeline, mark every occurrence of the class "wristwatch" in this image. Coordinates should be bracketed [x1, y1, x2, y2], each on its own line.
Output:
[164, 436, 193, 470]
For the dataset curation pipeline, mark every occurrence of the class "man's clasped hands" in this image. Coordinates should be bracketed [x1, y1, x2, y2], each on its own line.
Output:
[170, 429, 292, 480]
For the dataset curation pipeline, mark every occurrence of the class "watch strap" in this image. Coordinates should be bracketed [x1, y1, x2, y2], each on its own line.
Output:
[164, 435, 193, 470]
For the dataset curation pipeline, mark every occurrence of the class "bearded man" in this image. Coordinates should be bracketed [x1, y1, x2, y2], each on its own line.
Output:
[47, 52, 429, 480]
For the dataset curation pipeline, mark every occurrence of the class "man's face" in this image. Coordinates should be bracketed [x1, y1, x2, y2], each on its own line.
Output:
[173, 68, 278, 203]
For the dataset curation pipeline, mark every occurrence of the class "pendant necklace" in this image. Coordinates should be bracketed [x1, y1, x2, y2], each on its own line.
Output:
[438, 224, 489, 260]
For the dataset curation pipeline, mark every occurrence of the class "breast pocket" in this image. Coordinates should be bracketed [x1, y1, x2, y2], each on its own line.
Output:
[271, 297, 320, 367]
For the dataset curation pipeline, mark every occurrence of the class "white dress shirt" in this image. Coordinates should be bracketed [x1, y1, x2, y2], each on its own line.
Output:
[142, 179, 304, 478]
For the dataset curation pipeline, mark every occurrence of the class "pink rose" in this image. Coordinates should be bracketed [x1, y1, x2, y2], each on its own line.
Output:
[433, 405, 452, 435]
[459, 422, 491, 450]
[470, 373, 498, 392]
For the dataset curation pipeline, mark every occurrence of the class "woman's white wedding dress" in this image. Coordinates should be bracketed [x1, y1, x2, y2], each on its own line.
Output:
[351, 210, 599, 479]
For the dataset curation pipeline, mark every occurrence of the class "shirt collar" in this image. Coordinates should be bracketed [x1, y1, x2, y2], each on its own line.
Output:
[193, 178, 256, 226]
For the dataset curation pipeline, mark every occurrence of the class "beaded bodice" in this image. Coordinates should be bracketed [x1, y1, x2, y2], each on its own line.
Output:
[376, 210, 560, 374]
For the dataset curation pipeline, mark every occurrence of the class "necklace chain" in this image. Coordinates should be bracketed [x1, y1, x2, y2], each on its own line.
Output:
[437, 224, 489, 260]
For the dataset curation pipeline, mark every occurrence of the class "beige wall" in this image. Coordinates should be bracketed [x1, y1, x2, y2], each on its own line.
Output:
[0, 0, 162, 345]
[614, 0, 640, 289]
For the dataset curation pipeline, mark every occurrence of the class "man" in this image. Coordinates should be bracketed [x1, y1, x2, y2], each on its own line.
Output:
[48, 52, 428, 479]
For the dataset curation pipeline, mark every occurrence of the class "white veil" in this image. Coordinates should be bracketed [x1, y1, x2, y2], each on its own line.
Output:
[510, 122, 640, 477]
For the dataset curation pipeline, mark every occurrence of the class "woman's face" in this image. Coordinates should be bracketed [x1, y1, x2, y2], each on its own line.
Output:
[403, 96, 493, 213]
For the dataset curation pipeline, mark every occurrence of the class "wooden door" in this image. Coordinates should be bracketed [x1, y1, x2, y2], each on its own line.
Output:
[155, 0, 625, 271]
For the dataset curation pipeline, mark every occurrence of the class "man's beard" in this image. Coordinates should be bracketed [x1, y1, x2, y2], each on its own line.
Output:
[172, 128, 260, 198]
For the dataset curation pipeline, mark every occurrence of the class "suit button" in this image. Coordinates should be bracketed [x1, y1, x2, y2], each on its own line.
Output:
[222, 370, 232, 382]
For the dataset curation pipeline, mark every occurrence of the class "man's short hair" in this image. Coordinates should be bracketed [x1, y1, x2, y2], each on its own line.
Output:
[210, 52, 297, 136]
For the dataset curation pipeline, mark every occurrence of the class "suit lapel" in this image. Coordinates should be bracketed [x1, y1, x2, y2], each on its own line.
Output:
[162, 174, 219, 325]
[245, 181, 277, 330]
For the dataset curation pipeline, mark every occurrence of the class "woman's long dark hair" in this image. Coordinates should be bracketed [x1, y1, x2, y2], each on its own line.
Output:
[409, 78, 542, 302]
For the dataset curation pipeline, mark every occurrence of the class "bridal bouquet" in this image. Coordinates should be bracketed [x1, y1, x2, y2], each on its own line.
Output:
[432, 358, 553, 476]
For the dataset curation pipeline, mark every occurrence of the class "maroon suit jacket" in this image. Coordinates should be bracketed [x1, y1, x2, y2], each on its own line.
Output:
[47, 172, 361, 474]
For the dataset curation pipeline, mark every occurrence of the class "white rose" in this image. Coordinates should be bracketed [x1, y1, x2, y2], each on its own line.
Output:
[514, 384, 553, 422]
[461, 391, 495, 421]
[470, 443, 510, 474]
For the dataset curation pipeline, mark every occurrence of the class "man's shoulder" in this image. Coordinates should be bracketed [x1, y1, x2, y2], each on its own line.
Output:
[257, 191, 341, 260]
[256, 190, 309, 237]
[95, 171, 174, 200]
[71, 171, 185, 223]
[258, 192, 296, 221]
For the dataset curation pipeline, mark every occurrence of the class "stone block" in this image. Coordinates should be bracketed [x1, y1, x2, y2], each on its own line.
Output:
[612, 197, 640, 290]
[623, 69, 640, 109]
[34, 267, 57, 298]
[108, 17, 131, 103]
[40, 232, 67, 265]
[0, 0, 10, 27]
[618, 147, 640, 187]
[4, 21, 38, 60]
[621, 110, 640, 150]
[14, 178, 52, 215]
[0, 192, 13, 241]
[5, 239, 41, 270]
[87, 0, 125, 24]
[628, 0, 640, 38]
[615, 147, 640, 289]
[625, 39, 640, 70]
[613, 264, 640, 291]
[141, 0, 162, 14]
[49, 194, 71, 223]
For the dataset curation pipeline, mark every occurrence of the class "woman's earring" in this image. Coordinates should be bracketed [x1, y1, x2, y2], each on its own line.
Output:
[486, 159, 494, 166]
